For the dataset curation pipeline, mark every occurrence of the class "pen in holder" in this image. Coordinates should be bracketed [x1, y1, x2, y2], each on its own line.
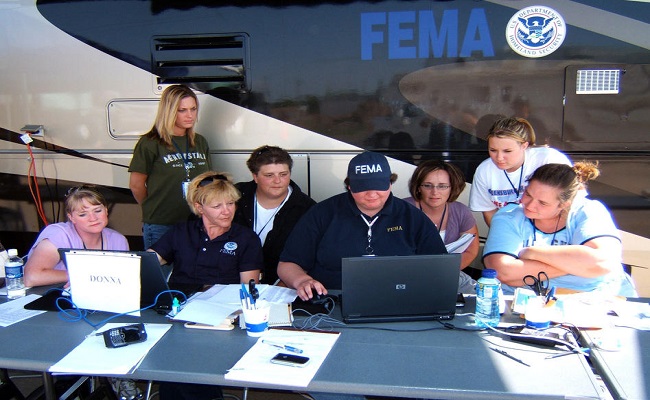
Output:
[242, 299, 271, 337]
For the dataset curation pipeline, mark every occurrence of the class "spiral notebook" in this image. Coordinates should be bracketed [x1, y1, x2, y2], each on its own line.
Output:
[238, 303, 293, 329]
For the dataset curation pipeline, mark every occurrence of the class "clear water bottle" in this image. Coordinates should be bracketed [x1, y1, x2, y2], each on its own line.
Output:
[5, 249, 26, 299]
[475, 268, 500, 328]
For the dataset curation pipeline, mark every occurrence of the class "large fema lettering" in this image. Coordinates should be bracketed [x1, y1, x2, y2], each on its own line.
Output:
[360, 8, 494, 60]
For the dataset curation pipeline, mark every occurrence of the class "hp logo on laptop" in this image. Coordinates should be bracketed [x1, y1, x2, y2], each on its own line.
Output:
[395, 284, 406, 290]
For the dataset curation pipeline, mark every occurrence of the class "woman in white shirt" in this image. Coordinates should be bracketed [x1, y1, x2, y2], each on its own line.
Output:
[469, 117, 571, 226]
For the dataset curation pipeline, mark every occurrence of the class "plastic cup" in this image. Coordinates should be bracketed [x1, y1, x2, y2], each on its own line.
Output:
[242, 300, 271, 337]
[525, 296, 552, 329]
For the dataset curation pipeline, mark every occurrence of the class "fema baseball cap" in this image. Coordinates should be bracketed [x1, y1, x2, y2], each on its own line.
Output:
[347, 151, 392, 193]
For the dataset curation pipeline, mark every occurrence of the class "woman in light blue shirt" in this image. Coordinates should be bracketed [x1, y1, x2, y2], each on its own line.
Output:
[483, 162, 636, 297]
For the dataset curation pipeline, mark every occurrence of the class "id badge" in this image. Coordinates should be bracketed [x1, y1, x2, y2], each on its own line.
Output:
[182, 180, 190, 199]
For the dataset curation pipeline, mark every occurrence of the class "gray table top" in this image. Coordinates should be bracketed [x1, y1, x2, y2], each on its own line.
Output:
[0, 288, 607, 399]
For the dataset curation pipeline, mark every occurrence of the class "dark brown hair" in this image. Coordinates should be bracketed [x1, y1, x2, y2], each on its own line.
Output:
[246, 145, 293, 175]
[408, 160, 466, 203]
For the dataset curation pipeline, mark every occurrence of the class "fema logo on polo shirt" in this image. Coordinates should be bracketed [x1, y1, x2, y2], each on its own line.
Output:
[221, 241, 238, 256]
[506, 6, 566, 58]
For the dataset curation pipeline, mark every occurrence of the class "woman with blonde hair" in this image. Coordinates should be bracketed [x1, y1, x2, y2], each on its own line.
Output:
[149, 171, 262, 400]
[149, 171, 262, 286]
[469, 117, 571, 226]
[483, 162, 637, 297]
[24, 185, 129, 287]
[129, 84, 211, 249]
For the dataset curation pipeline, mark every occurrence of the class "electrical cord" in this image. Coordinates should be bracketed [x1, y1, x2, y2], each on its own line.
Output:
[291, 298, 480, 332]
[55, 289, 189, 329]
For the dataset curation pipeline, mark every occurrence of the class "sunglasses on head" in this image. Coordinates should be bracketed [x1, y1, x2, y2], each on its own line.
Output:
[198, 174, 228, 187]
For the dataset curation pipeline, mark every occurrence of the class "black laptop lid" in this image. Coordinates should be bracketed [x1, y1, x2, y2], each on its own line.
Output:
[341, 254, 461, 323]
[54, 249, 175, 308]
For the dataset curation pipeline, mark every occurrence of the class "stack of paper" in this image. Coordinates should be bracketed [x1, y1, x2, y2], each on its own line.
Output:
[446, 233, 475, 253]
[173, 284, 297, 327]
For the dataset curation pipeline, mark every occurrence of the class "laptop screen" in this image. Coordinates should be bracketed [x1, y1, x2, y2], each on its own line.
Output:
[341, 254, 460, 323]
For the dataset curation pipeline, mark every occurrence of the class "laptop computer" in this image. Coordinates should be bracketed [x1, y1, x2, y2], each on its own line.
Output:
[341, 254, 461, 323]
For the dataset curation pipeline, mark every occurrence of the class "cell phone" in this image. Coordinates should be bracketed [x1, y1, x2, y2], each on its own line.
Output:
[456, 293, 466, 307]
[102, 323, 148, 348]
[270, 352, 310, 367]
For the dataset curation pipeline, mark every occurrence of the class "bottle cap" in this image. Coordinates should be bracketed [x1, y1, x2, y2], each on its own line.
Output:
[482, 268, 497, 279]
[7, 249, 18, 257]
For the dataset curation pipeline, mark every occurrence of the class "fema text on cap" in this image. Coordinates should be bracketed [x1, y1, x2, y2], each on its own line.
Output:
[355, 164, 383, 174]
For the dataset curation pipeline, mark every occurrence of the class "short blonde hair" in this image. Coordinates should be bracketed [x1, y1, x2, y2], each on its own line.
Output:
[186, 171, 241, 215]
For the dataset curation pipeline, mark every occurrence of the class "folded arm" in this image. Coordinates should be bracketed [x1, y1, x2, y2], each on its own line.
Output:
[483, 253, 565, 287]
[517, 237, 621, 278]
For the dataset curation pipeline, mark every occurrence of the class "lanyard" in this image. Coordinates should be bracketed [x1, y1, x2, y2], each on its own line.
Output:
[527, 212, 562, 246]
[171, 135, 191, 180]
[504, 161, 524, 199]
[253, 188, 291, 239]
[419, 202, 446, 233]
[360, 214, 379, 255]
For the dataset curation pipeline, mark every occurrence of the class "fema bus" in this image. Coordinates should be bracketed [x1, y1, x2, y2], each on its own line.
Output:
[1, 0, 649, 263]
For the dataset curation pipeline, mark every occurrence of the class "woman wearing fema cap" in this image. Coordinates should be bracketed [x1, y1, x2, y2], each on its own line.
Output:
[278, 151, 447, 300]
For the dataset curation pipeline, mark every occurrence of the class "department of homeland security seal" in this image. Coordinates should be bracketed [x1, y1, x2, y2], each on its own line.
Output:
[506, 5, 566, 58]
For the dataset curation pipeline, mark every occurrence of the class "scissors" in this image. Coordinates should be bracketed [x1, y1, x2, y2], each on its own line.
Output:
[248, 279, 259, 305]
[523, 272, 549, 296]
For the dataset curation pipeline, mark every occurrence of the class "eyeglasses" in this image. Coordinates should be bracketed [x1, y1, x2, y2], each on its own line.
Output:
[65, 185, 99, 198]
[198, 174, 227, 187]
[420, 183, 451, 191]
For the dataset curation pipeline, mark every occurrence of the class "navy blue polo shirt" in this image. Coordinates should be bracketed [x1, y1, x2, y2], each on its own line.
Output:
[279, 192, 446, 289]
[151, 219, 263, 285]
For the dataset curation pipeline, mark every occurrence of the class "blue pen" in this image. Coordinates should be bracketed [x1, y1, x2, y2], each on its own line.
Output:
[240, 284, 252, 310]
[262, 340, 304, 354]
[545, 286, 556, 304]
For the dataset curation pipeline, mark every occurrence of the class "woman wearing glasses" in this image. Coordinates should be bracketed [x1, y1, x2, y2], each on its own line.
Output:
[148, 171, 262, 286]
[23, 186, 129, 287]
[407, 160, 480, 293]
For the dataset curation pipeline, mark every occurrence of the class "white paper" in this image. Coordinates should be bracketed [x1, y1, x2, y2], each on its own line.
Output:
[225, 328, 340, 387]
[172, 284, 297, 326]
[65, 251, 142, 315]
[0, 294, 47, 327]
[259, 286, 298, 304]
[49, 323, 172, 375]
[173, 300, 240, 326]
[446, 233, 475, 253]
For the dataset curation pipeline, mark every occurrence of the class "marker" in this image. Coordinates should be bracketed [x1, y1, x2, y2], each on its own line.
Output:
[489, 347, 530, 367]
[262, 340, 304, 354]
